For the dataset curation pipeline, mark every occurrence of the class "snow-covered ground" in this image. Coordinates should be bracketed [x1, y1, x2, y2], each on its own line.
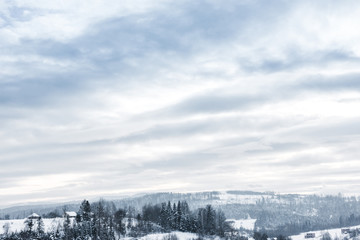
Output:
[135, 225, 360, 240]
[0, 218, 67, 234]
[226, 218, 257, 230]
[214, 192, 294, 205]
[2, 216, 360, 240]
[290, 225, 360, 240]
[216, 192, 271, 205]
[124, 231, 200, 240]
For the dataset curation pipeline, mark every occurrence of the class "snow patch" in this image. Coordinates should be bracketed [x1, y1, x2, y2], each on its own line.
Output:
[291, 225, 360, 240]
[0, 218, 68, 234]
[226, 218, 257, 230]
[124, 232, 199, 240]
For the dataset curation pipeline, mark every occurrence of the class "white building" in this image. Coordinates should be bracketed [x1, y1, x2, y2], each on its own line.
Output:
[64, 211, 77, 218]
[27, 213, 40, 220]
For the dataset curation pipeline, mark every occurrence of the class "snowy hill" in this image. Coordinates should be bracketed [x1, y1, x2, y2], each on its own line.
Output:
[291, 225, 360, 240]
[0, 191, 280, 219]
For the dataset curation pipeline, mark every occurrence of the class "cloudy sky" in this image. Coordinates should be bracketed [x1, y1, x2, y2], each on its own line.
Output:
[1, 0, 360, 207]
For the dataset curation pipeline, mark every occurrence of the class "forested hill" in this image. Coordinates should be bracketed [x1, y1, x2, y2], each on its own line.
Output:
[0, 191, 271, 219]
[2, 190, 360, 236]
[112, 191, 360, 234]
[113, 191, 276, 209]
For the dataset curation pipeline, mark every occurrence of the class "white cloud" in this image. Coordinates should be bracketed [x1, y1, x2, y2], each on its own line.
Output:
[0, 0, 360, 207]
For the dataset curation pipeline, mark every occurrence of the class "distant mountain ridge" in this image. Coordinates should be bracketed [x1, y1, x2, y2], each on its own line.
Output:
[0, 190, 281, 219]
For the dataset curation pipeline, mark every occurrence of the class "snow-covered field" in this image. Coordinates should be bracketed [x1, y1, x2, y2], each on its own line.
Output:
[135, 225, 360, 240]
[226, 218, 257, 230]
[214, 192, 293, 205]
[290, 225, 360, 240]
[216, 192, 271, 205]
[0, 218, 65, 234]
[124, 231, 200, 240]
[2, 216, 360, 240]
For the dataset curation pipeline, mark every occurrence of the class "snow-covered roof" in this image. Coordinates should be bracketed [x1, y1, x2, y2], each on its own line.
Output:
[27, 213, 40, 219]
[65, 211, 77, 217]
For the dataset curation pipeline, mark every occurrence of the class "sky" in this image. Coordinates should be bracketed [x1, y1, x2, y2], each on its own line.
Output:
[1, 0, 360, 208]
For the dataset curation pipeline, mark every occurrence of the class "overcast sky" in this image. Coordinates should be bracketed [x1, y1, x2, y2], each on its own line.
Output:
[1, 0, 360, 207]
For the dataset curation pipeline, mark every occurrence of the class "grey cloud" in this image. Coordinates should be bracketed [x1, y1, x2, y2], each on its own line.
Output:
[282, 117, 360, 142]
[297, 73, 360, 92]
[65, 113, 290, 147]
[0, 75, 87, 107]
[245, 142, 308, 155]
[243, 49, 360, 73]
[139, 152, 219, 171]
[162, 94, 268, 115]
[18, 39, 82, 59]
[264, 155, 335, 168]
[288, 167, 360, 180]
[0, 0, 293, 109]
[148, 72, 360, 119]
[1, 0, 360, 206]
[0, 0, 347, 114]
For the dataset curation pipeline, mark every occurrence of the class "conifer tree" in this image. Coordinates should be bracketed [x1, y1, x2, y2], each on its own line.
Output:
[205, 204, 216, 235]
[63, 215, 71, 240]
[114, 208, 126, 235]
[197, 208, 206, 236]
[166, 201, 173, 230]
[24, 218, 34, 233]
[36, 216, 45, 237]
[160, 202, 167, 230]
[172, 203, 177, 229]
[176, 201, 182, 230]
[216, 210, 227, 237]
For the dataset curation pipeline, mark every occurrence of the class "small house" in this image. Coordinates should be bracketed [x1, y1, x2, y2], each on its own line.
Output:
[64, 211, 77, 219]
[305, 233, 316, 238]
[341, 228, 350, 234]
[27, 213, 40, 220]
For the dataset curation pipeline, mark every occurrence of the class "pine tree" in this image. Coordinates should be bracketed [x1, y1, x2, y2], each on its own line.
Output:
[63, 215, 71, 240]
[24, 218, 34, 233]
[169, 202, 175, 230]
[181, 201, 190, 215]
[95, 200, 105, 238]
[114, 208, 126, 236]
[197, 208, 206, 236]
[91, 213, 98, 238]
[215, 210, 226, 237]
[166, 201, 173, 230]
[160, 202, 167, 230]
[205, 205, 216, 235]
[176, 201, 182, 230]
[36, 216, 45, 237]
[78, 200, 92, 239]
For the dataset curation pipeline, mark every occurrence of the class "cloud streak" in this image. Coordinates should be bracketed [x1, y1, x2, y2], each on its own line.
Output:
[1, 0, 360, 207]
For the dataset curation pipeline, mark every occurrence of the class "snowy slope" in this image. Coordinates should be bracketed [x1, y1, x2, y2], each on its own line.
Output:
[215, 192, 272, 205]
[123, 231, 209, 240]
[226, 218, 257, 230]
[0, 218, 68, 234]
[291, 225, 360, 240]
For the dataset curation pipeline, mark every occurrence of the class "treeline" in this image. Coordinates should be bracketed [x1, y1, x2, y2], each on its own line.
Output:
[256, 213, 360, 237]
[253, 232, 291, 240]
[141, 201, 229, 236]
[221, 194, 360, 233]
[0, 199, 232, 240]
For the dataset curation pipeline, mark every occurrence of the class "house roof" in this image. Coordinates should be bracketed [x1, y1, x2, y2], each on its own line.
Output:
[27, 213, 40, 218]
[65, 211, 77, 217]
